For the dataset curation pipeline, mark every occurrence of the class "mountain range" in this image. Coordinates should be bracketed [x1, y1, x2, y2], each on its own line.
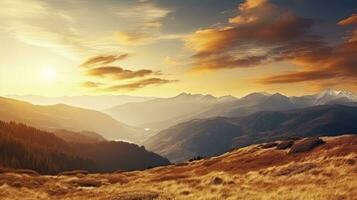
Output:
[104, 93, 236, 131]
[145, 104, 357, 162]
[105, 89, 357, 132]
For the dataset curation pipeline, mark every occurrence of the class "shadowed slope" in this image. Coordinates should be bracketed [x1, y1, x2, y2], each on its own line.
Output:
[145, 105, 357, 162]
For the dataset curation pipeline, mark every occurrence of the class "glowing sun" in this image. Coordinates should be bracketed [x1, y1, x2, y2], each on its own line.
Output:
[40, 68, 57, 81]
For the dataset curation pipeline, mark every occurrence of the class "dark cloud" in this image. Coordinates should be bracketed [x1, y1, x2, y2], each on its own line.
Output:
[86, 66, 154, 80]
[259, 14, 357, 84]
[80, 54, 129, 67]
[105, 78, 177, 91]
[184, 0, 357, 88]
[185, 0, 316, 70]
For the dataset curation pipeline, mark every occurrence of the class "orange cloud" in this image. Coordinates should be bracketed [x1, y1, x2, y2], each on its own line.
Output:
[259, 35, 357, 84]
[86, 66, 154, 80]
[185, 0, 315, 70]
[338, 14, 357, 26]
[105, 78, 177, 91]
[194, 55, 267, 70]
[184, 1, 357, 88]
[80, 54, 129, 67]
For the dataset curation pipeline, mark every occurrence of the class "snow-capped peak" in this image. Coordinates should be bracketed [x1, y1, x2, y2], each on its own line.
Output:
[314, 89, 357, 105]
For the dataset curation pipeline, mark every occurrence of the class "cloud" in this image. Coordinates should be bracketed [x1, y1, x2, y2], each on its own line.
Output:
[116, 32, 149, 45]
[193, 55, 267, 70]
[258, 14, 357, 85]
[0, 0, 174, 58]
[338, 14, 357, 26]
[86, 66, 155, 80]
[112, 1, 171, 30]
[183, 0, 357, 88]
[184, 0, 316, 70]
[338, 13, 357, 42]
[81, 81, 102, 88]
[164, 56, 181, 65]
[80, 54, 129, 67]
[258, 70, 338, 84]
[259, 40, 357, 84]
[105, 78, 177, 91]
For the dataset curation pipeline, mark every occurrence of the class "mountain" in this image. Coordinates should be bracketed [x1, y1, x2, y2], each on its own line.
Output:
[145, 104, 357, 162]
[312, 89, 357, 105]
[0, 96, 143, 142]
[104, 93, 237, 131]
[1, 135, 355, 199]
[7, 95, 154, 110]
[0, 121, 169, 174]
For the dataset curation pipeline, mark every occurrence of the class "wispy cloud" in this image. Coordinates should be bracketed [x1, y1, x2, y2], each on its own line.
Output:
[0, 0, 175, 58]
[86, 66, 155, 80]
[80, 54, 129, 67]
[104, 78, 177, 91]
[81, 81, 103, 88]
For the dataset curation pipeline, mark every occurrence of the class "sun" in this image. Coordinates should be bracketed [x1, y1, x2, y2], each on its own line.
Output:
[40, 68, 57, 81]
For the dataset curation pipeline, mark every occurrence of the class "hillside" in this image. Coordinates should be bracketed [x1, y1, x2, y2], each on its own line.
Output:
[53, 129, 106, 144]
[0, 135, 355, 199]
[0, 121, 169, 174]
[145, 105, 357, 162]
[0, 96, 142, 142]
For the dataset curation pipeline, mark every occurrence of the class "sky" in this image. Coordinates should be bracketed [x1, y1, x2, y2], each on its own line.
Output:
[0, 0, 357, 97]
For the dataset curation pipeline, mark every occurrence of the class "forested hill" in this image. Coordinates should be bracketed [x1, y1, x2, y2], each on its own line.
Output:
[0, 121, 169, 174]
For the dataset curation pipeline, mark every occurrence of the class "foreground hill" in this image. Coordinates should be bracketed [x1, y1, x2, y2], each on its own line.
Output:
[0, 135, 355, 199]
[145, 104, 357, 162]
[0, 96, 142, 142]
[0, 121, 169, 174]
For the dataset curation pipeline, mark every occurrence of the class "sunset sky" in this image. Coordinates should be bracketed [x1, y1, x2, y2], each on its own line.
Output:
[0, 0, 357, 97]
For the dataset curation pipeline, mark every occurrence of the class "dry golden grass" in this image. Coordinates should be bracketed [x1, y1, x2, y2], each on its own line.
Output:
[0, 135, 356, 200]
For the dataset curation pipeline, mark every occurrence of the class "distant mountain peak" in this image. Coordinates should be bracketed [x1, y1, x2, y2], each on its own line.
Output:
[218, 95, 237, 102]
[174, 92, 217, 101]
[314, 89, 357, 105]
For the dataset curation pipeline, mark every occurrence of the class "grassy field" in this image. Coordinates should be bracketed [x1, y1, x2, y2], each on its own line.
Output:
[0, 135, 356, 200]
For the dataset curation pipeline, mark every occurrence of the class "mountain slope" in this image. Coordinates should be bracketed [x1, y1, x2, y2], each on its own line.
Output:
[145, 105, 357, 162]
[52, 129, 106, 144]
[1, 135, 355, 199]
[0, 121, 169, 174]
[0, 96, 142, 142]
